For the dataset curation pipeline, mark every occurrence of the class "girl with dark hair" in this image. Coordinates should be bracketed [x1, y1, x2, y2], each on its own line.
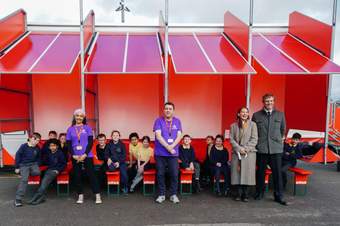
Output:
[66, 109, 101, 204]
[129, 136, 154, 192]
[230, 107, 258, 202]
[210, 135, 230, 197]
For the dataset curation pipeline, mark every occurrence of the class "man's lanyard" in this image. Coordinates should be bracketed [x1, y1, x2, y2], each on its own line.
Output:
[165, 118, 173, 137]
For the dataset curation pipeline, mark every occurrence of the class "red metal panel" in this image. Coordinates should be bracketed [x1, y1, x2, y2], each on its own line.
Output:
[85, 34, 125, 73]
[223, 11, 249, 58]
[335, 107, 340, 131]
[86, 91, 96, 122]
[252, 35, 305, 74]
[265, 34, 340, 74]
[32, 59, 81, 139]
[126, 34, 163, 73]
[197, 34, 255, 74]
[0, 9, 26, 52]
[289, 11, 332, 57]
[0, 33, 57, 73]
[84, 10, 94, 50]
[285, 75, 327, 131]
[86, 74, 97, 92]
[169, 35, 213, 73]
[0, 74, 30, 91]
[31, 34, 80, 73]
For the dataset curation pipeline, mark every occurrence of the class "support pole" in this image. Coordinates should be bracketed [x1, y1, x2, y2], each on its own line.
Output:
[79, 0, 86, 111]
[164, 0, 169, 103]
[324, 0, 338, 164]
[246, 0, 254, 109]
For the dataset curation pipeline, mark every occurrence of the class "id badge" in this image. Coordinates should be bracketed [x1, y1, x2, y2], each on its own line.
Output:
[76, 145, 83, 151]
[167, 138, 174, 143]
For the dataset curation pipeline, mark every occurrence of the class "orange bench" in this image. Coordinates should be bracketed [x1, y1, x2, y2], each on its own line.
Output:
[143, 169, 156, 196]
[288, 167, 313, 196]
[106, 171, 120, 196]
[180, 169, 194, 195]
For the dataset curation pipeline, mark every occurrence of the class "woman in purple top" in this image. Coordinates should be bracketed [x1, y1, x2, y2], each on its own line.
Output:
[66, 109, 101, 204]
[153, 102, 182, 204]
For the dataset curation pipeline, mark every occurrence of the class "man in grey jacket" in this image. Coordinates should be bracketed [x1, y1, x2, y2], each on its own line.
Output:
[252, 93, 287, 205]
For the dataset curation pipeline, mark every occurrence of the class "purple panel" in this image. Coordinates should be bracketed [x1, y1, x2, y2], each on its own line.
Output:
[252, 35, 304, 73]
[197, 34, 255, 74]
[31, 34, 80, 73]
[0, 33, 57, 73]
[169, 35, 213, 73]
[265, 34, 340, 74]
[126, 34, 163, 73]
[85, 34, 126, 73]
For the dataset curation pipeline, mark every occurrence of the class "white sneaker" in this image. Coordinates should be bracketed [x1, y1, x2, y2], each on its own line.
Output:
[95, 194, 102, 204]
[155, 195, 166, 204]
[76, 194, 84, 204]
[169, 195, 180, 204]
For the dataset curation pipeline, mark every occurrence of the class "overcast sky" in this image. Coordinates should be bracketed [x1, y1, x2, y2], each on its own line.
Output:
[1, 0, 340, 100]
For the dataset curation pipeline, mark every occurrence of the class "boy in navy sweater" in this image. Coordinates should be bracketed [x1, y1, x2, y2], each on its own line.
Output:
[29, 138, 66, 205]
[282, 133, 304, 189]
[14, 133, 42, 207]
[179, 134, 201, 192]
[105, 130, 129, 194]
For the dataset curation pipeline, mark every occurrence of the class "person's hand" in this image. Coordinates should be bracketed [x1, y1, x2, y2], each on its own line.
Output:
[73, 155, 80, 162]
[128, 164, 132, 168]
[166, 144, 174, 151]
[53, 170, 59, 175]
[285, 152, 290, 155]
[15, 169, 20, 174]
[185, 167, 191, 171]
[169, 149, 176, 155]
[107, 158, 113, 166]
[79, 154, 87, 162]
[189, 163, 194, 170]
[216, 163, 221, 167]
[114, 162, 120, 168]
[138, 167, 144, 174]
[240, 148, 246, 155]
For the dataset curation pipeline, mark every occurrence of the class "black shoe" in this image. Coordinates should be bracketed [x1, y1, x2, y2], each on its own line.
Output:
[194, 180, 201, 193]
[254, 192, 264, 200]
[31, 196, 45, 205]
[14, 199, 23, 207]
[242, 197, 249, 202]
[274, 197, 288, 206]
[234, 196, 241, 201]
[224, 189, 231, 197]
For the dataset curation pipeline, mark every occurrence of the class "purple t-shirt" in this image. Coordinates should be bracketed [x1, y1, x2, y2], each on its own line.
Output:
[153, 116, 182, 157]
[66, 124, 93, 157]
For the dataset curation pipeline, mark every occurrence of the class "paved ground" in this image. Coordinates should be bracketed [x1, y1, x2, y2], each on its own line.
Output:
[1, 162, 340, 226]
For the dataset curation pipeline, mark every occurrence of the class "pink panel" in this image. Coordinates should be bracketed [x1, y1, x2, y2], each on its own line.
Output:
[126, 34, 163, 73]
[264, 34, 340, 74]
[252, 35, 304, 74]
[0, 33, 57, 73]
[169, 35, 213, 73]
[85, 34, 125, 73]
[289, 11, 332, 57]
[224, 11, 249, 58]
[31, 34, 80, 73]
[197, 34, 255, 74]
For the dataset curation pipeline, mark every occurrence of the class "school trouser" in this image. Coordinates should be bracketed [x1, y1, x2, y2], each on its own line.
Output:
[15, 163, 41, 200]
[155, 156, 178, 196]
[108, 162, 128, 189]
[72, 158, 100, 194]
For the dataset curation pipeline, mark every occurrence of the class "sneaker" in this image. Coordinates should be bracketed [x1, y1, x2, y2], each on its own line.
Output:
[76, 194, 84, 204]
[122, 187, 128, 195]
[32, 196, 45, 205]
[169, 195, 180, 204]
[155, 195, 166, 204]
[95, 194, 102, 204]
[14, 199, 23, 207]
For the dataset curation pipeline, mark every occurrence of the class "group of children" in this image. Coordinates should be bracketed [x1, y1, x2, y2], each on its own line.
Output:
[14, 128, 311, 206]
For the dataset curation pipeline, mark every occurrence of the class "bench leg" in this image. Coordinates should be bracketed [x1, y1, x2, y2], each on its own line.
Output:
[180, 183, 192, 195]
[143, 184, 155, 196]
[294, 175, 309, 196]
[57, 184, 70, 196]
[107, 184, 120, 197]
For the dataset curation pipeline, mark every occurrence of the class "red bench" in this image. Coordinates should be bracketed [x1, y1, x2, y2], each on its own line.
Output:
[265, 168, 272, 192]
[288, 167, 313, 196]
[27, 166, 48, 185]
[57, 170, 70, 196]
[106, 171, 120, 196]
[180, 169, 194, 195]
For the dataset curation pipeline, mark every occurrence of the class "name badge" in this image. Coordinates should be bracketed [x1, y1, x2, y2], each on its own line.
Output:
[167, 138, 174, 143]
[76, 145, 83, 151]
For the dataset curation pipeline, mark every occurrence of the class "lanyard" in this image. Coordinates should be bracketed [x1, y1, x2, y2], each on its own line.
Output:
[75, 126, 83, 144]
[165, 118, 173, 137]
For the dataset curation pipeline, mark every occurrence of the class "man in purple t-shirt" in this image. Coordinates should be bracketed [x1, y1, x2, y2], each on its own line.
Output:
[153, 102, 182, 204]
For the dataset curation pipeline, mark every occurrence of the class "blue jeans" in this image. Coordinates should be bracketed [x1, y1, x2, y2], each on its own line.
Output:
[155, 156, 178, 196]
[15, 163, 41, 200]
[108, 162, 128, 189]
[213, 164, 230, 193]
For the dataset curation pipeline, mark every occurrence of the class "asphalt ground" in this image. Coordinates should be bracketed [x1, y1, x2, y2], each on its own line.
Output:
[0, 161, 340, 226]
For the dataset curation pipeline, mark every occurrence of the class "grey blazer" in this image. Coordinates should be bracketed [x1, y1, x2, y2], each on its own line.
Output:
[251, 109, 286, 154]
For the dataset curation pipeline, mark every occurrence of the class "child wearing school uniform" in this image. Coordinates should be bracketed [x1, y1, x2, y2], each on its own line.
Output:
[14, 133, 42, 207]
[129, 136, 154, 192]
[28, 139, 66, 205]
[210, 134, 230, 197]
[128, 132, 142, 184]
[105, 130, 129, 194]
[179, 134, 201, 192]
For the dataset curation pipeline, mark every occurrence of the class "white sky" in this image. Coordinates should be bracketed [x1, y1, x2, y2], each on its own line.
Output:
[1, 0, 340, 100]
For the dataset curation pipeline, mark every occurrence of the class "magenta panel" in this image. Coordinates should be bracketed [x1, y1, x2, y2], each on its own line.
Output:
[169, 35, 213, 73]
[197, 34, 255, 74]
[0, 33, 57, 73]
[126, 34, 163, 73]
[264, 34, 340, 74]
[252, 35, 305, 74]
[85, 34, 126, 73]
[31, 34, 80, 73]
